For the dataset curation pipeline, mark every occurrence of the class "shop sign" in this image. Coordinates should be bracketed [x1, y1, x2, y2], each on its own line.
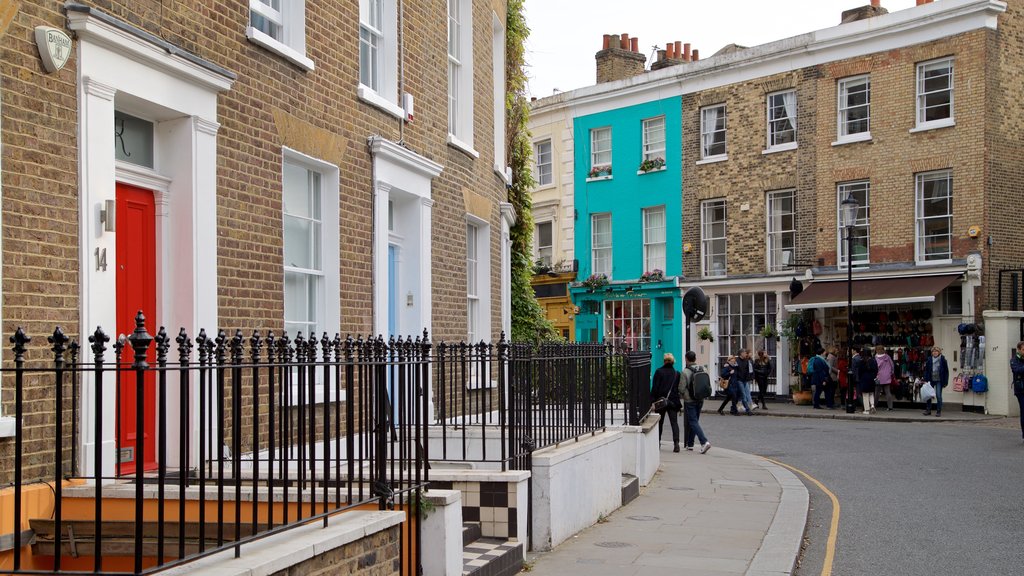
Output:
[35, 26, 72, 73]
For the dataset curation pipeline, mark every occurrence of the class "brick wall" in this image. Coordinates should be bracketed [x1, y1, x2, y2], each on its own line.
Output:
[268, 524, 401, 576]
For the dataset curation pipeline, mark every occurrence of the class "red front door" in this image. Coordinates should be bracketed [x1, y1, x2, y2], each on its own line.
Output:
[115, 182, 158, 474]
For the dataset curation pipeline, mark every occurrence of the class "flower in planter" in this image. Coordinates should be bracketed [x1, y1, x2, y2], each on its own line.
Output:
[588, 164, 612, 178]
[697, 326, 714, 342]
[638, 157, 665, 173]
[639, 269, 664, 283]
[581, 273, 609, 289]
[760, 324, 778, 340]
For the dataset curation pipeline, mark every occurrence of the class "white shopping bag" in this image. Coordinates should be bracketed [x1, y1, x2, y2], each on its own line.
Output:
[920, 382, 936, 403]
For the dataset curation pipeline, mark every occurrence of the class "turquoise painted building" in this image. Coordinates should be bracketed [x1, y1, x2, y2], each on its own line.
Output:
[569, 97, 684, 370]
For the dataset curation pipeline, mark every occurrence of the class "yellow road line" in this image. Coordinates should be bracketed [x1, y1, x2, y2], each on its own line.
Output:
[762, 457, 840, 576]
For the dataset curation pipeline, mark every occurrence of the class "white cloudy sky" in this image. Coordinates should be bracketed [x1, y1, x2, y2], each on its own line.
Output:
[523, 0, 921, 99]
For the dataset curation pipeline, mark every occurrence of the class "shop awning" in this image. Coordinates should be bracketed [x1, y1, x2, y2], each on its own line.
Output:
[784, 274, 961, 311]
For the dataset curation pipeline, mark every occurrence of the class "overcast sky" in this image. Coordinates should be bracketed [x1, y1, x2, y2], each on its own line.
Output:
[523, 0, 921, 99]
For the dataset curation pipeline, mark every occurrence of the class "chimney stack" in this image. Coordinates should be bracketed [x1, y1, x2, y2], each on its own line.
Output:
[683, 43, 691, 61]
[651, 40, 700, 71]
[595, 32, 647, 83]
[841, 1, 888, 24]
[692, 49, 699, 61]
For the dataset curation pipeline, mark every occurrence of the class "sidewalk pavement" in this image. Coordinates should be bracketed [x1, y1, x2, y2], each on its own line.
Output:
[523, 446, 808, 576]
[706, 397, 1006, 424]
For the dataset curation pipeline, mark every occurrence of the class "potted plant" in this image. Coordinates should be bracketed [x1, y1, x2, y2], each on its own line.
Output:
[638, 157, 665, 173]
[639, 269, 664, 283]
[580, 273, 609, 289]
[759, 324, 778, 340]
[588, 164, 612, 179]
[697, 326, 714, 342]
[790, 380, 812, 405]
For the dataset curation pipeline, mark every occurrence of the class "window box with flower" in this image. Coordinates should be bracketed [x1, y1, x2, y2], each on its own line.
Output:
[637, 157, 666, 174]
[638, 269, 664, 283]
[587, 164, 612, 181]
[580, 273, 609, 290]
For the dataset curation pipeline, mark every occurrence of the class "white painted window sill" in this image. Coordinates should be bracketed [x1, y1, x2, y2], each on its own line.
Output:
[763, 142, 798, 155]
[636, 167, 667, 175]
[494, 164, 512, 185]
[696, 155, 728, 165]
[246, 27, 314, 72]
[447, 134, 480, 159]
[586, 175, 612, 182]
[831, 132, 872, 146]
[910, 119, 955, 134]
[916, 258, 954, 266]
[357, 85, 404, 119]
[0, 416, 14, 438]
[534, 182, 556, 191]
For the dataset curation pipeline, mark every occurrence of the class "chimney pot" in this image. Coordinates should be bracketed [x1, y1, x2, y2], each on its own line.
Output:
[674, 41, 682, 57]
[657, 49, 666, 62]
[683, 43, 691, 62]
[871, 0, 880, 7]
[620, 33, 629, 49]
[602, 34, 611, 50]
[665, 43, 675, 59]
[692, 49, 699, 61]
[630, 37, 638, 52]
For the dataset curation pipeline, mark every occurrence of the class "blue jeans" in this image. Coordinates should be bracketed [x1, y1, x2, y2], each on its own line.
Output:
[683, 401, 708, 447]
[927, 380, 943, 412]
[739, 381, 753, 412]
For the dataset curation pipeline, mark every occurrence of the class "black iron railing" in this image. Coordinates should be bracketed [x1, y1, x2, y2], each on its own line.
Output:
[3, 312, 428, 576]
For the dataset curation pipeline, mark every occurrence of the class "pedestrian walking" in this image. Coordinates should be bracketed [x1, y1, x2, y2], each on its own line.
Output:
[1011, 341, 1024, 442]
[837, 350, 851, 408]
[810, 348, 832, 409]
[681, 351, 712, 453]
[923, 346, 949, 417]
[735, 349, 755, 415]
[717, 355, 740, 415]
[651, 353, 682, 451]
[826, 346, 839, 406]
[874, 345, 895, 411]
[753, 350, 772, 410]
[855, 347, 878, 414]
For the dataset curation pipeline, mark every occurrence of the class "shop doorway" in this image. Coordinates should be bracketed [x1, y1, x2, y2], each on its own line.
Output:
[115, 182, 158, 474]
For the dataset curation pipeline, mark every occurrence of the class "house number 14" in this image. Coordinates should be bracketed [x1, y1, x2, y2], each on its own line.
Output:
[95, 247, 107, 271]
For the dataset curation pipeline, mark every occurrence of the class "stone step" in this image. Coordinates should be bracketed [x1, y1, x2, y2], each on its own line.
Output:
[462, 538, 523, 576]
[621, 473, 639, 506]
[462, 521, 482, 547]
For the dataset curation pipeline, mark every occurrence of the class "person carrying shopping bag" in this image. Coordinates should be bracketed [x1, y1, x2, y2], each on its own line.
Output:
[874, 345, 895, 411]
[923, 347, 949, 417]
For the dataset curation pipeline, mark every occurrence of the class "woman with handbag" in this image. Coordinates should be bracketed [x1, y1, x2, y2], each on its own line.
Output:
[1010, 341, 1024, 442]
[651, 353, 682, 452]
[923, 346, 949, 417]
[874, 345, 895, 411]
[717, 355, 740, 415]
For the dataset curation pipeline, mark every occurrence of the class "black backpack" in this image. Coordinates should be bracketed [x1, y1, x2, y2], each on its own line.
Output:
[686, 366, 713, 401]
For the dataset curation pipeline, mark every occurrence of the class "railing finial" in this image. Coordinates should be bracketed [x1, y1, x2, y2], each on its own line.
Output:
[10, 327, 31, 362]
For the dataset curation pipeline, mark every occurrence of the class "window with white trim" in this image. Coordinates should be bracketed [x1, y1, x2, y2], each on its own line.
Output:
[700, 105, 727, 159]
[642, 206, 666, 273]
[605, 299, 650, 353]
[448, 0, 474, 147]
[766, 189, 796, 273]
[534, 139, 552, 186]
[916, 58, 953, 128]
[535, 221, 553, 267]
[467, 222, 480, 342]
[591, 213, 612, 278]
[590, 127, 611, 174]
[247, 0, 312, 70]
[359, 0, 383, 90]
[701, 200, 727, 277]
[767, 91, 796, 149]
[358, 0, 399, 114]
[916, 170, 953, 262]
[642, 116, 665, 163]
[838, 75, 870, 138]
[837, 181, 870, 267]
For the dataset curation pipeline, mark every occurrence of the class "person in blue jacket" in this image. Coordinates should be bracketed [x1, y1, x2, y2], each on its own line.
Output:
[717, 355, 740, 415]
[1010, 341, 1024, 441]
[923, 346, 949, 417]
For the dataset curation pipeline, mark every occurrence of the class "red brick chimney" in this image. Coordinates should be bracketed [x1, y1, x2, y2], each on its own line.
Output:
[651, 40, 698, 71]
[596, 33, 648, 83]
[841, 1, 888, 24]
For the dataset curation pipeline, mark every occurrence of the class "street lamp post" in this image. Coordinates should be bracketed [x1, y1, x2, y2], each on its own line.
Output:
[841, 194, 860, 414]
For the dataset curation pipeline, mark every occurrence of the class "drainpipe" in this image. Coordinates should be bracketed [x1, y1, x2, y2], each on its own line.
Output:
[398, 0, 406, 143]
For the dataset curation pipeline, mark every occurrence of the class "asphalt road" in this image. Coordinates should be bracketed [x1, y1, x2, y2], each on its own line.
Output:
[702, 411, 1024, 576]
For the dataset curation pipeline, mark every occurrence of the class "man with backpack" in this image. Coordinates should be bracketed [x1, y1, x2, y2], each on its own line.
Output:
[680, 351, 712, 454]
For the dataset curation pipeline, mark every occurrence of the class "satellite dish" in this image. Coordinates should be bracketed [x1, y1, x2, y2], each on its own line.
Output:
[682, 287, 708, 323]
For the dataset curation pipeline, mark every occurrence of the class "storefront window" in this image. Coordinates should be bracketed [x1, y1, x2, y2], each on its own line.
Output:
[716, 293, 778, 393]
[605, 299, 650, 352]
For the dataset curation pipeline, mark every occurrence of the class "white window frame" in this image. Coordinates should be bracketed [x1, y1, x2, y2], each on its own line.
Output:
[358, 0, 402, 118]
[447, 0, 475, 154]
[915, 170, 953, 264]
[590, 127, 612, 175]
[701, 200, 727, 277]
[836, 181, 871, 268]
[466, 216, 493, 389]
[642, 206, 666, 273]
[641, 116, 666, 164]
[535, 220, 553, 267]
[766, 90, 797, 152]
[836, 75, 871, 144]
[766, 189, 796, 273]
[282, 149, 341, 404]
[699, 104, 727, 162]
[534, 139, 553, 187]
[247, 0, 314, 71]
[591, 213, 612, 278]
[914, 58, 954, 131]
[604, 299, 651, 353]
